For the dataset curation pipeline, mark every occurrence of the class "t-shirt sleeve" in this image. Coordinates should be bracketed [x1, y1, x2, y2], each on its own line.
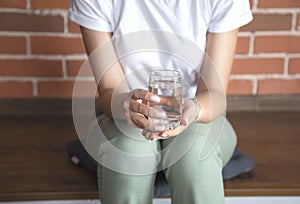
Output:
[68, 0, 113, 32]
[208, 0, 253, 33]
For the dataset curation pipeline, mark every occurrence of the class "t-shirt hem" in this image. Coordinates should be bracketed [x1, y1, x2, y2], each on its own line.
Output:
[208, 11, 253, 33]
[68, 10, 113, 32]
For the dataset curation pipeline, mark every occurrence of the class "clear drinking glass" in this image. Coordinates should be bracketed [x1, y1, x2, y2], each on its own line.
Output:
[148, 70, 183, 131]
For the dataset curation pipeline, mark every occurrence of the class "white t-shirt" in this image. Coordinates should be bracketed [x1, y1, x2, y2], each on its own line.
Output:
[69, 0, 252, 98]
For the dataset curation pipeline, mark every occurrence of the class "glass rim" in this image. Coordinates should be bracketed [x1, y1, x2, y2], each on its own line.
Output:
[150, 70, 182, 80]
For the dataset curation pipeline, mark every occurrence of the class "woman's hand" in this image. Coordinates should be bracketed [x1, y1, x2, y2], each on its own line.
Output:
[126, 89, 167, 129]
[142, 98, 201, 140]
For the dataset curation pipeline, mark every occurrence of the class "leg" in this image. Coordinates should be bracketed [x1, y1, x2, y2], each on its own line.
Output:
[162, 115, 237, 204]
[98, 165, 156, 204]
[92, 116, 160, 204]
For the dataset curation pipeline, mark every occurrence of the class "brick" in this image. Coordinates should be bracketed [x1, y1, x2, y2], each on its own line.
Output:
[0, 81, 33, 98]
[38, 81, 97, 97]
[258, 79, 300, 94]
[0, 0, 26, 8]
[68, 20, 81, 33]
[31, 0, 69, 9]
[232, 58, 284, 75]
[31, 36, 85, 55]
[227, 80, 253, 95]
[67, 60, 93, 77]
[289, 58, 300, 74]
[254, 36, 300, 53]
[0, 13, 64, 32]
[241, 14, 292, 32]
[258, 0, 300, 8]
[0, 36, 26, 54]
[236, 37, 250, 54]
[0, 59, 63, 77]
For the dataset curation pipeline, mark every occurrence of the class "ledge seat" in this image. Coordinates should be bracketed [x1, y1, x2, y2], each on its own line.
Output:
[0, 111, 299, 201]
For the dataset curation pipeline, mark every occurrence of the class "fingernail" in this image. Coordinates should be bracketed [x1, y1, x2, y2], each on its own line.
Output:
[150, 95, 161, 102]
[161, 133, 168, 138]
[151, 138, 158, 141]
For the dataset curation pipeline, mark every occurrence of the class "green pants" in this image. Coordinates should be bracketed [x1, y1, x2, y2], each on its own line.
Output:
[94, 115, 237, 204]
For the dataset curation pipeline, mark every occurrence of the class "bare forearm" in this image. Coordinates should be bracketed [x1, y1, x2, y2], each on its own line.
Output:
[195, 29, 238, 123]
[98, 90, 114, 119]
[195, 90, 226, 123]
[98, 88, 130, 120]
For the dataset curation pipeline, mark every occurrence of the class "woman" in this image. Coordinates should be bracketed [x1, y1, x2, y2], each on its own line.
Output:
[69, 0, 252, 203]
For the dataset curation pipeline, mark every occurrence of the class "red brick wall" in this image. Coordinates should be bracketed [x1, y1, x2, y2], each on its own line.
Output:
[0, 0, 299, 98]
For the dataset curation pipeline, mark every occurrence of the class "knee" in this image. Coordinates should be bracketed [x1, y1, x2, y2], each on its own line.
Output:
[165, 153, 224, 203]
[166, 149, 223, 187]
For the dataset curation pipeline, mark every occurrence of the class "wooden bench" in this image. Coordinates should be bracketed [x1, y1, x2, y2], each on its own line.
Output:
[0, 110, 299, 201]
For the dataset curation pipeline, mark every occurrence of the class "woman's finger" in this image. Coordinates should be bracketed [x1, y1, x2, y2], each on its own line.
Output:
[142, 128, 165, 140]
[142, 129, 157, 140]
[180, 99, 199, 126]
[129, 99, 166, 118]
[159, 125, 187, 138]
[131, 89, 161, 102]
[129, 111, 151, 129]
